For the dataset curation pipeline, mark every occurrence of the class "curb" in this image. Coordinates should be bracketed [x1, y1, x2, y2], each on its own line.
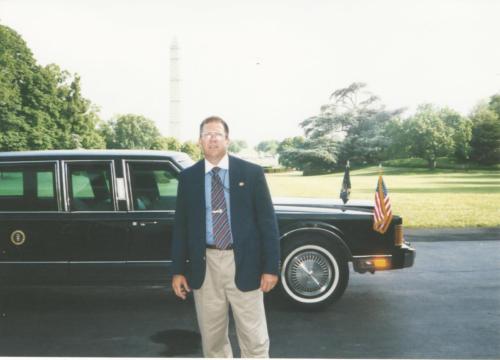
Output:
[405, 227, 500, 242]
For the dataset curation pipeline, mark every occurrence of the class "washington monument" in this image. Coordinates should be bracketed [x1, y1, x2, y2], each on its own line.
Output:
[169, 38, 181, 139]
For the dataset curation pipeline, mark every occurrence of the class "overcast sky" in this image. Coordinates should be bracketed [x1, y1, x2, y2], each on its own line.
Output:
[1, 0, 499, 145]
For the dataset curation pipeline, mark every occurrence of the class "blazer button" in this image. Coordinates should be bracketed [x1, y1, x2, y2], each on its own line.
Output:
[203, 256, 206, 261]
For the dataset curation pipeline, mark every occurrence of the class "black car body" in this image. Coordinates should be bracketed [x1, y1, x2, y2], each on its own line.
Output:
[0, 150, 415, 308]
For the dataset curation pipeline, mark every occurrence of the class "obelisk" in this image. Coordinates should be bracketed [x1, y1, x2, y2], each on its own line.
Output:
[169, 38, 181, 139]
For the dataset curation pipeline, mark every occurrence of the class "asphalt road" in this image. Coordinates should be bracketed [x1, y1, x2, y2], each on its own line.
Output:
[0, 228, 499, 358]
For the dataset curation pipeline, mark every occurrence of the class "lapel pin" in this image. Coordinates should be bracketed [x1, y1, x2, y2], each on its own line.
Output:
[239, 182, 245, 187]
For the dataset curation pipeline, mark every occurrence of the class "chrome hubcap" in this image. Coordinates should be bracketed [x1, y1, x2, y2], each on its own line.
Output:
[286, 250, 333, 297]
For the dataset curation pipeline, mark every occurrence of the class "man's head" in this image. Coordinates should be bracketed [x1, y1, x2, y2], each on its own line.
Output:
[199, 116, 230, 164]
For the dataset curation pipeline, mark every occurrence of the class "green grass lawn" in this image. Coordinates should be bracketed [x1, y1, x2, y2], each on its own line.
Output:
[266, 167, 500, 228]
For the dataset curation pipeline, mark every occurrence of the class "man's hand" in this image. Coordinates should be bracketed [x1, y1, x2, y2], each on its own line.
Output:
[260, 273, 278, 293]
[172, 274, 191, 300]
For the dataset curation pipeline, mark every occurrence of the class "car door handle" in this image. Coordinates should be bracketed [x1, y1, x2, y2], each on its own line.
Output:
[131, 221, 158, 227]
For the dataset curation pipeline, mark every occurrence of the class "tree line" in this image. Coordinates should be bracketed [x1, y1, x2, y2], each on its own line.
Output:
[0, 25, 204, 159]
[1, 24, 499, 173]
[256, 83, 499, 174]
[0, 24, 255, 160]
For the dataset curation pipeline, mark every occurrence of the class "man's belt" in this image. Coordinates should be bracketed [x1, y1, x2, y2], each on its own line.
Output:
[206, 244, 233, 250]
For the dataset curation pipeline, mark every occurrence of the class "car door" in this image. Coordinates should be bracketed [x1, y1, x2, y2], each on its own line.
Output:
[124, 160, 179, 283]
[0, 160, 70, 284]
[63, 160, 129, 283]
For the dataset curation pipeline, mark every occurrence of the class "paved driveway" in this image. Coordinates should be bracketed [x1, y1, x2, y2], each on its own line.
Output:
[0, 228, 499, 358]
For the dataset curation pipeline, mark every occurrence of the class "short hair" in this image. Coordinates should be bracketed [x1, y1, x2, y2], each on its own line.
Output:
[199, 116, 229, 138]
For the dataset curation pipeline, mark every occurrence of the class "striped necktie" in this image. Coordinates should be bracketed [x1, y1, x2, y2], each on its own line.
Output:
[211, 167, 232, 249]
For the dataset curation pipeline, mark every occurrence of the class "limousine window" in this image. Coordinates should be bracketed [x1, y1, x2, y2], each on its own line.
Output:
[0, 163, 57, 211]
[67, 162, 114, 211]
[127, 162, 178, 211]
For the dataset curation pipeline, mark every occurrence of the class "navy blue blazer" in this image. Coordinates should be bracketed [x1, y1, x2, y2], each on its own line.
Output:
[171, 155, 280, 291]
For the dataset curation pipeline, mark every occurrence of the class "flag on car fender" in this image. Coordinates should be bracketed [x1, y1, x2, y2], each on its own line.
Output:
[340, 161, 351, 204]
[373, 172, 393, 234]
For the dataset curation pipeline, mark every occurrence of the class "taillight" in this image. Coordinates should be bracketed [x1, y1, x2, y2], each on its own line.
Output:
[395, 224, 404, 246]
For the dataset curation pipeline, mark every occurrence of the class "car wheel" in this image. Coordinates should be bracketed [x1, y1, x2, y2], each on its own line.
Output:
[280, 236, 349, 309]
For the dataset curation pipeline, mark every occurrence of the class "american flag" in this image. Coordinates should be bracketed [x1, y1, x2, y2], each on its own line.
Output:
[373, 175, 393, 234]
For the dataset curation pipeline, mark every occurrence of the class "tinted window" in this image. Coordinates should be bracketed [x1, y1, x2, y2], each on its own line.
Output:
[67, 162, 114, 211]
[128, 162, 178, 210]
[0, 163, 58, 211]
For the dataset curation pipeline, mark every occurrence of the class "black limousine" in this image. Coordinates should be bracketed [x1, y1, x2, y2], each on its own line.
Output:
[0, 150, 415, 308]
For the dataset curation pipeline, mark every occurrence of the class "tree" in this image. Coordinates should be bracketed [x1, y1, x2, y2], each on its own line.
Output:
[403, 104, 454, 169]
[384, 116, 410, 159]
[181, 141, 203, 160]
[277, 136, 338, 175]
[299, 82, 402, 166]
[0, 24, 104, 151]
[55, 72, 104, 149]
[151, 136, 182, 151]
[255, 140, 279, 156]
[440, 107, 472, 161]
[300, 82, 381, 138]
[228, 139, 247, 153]
[337, 111, 396, 164]
[0, 24, 37, 150]
[100, 114, 161, 149]
[469, 101, 500, 165]
[276, 136, 305, 168]
[488, 94, 500, 117]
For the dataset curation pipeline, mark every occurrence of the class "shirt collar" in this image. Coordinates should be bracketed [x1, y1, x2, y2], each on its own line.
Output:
[204, 153, 229, 174]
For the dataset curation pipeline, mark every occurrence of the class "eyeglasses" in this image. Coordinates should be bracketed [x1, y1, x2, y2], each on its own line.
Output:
[201, 132, 225, 140]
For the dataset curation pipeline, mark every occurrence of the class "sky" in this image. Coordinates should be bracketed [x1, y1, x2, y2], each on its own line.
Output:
[1, 0, 499, 146]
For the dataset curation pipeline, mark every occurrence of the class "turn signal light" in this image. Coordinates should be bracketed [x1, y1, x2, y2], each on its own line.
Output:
[395, 224, 404, 246]
[353, 256, 392, 272]
[373, 258, 390, 269]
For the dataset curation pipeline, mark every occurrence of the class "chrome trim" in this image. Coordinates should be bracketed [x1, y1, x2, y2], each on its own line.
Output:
[115, 177, 127, 201]
[61, 160, 69, 211]
[121, 159, 131, 210]
[128, 210, 175, 214]
[55, 160, 62, 211]
[281, 244, 340, 304]
[127, 260, 172, 263]
[0, 160, 61, 213]
[0, 160, 59, 165]
[124, 159, 179, 212]
[57, 211, 128, 214]
[280, 226, 339, 240]
[0, 261, 69, 264]
[353, 255, 392, 259]
[286, 250, 333, 297]
[62, 159, 118, 212]
[71, 261, 126, 264]
[0, 211, 62, 214]
[0, 260, 172, 264]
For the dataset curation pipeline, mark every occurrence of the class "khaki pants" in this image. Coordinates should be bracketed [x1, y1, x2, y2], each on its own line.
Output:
[193, 248, 270, 358]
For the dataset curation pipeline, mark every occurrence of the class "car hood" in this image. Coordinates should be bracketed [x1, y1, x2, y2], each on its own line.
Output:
[272, 197, 374, 215]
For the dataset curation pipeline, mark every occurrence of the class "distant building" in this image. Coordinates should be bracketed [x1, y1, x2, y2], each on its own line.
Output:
[234, 148, 279, 167]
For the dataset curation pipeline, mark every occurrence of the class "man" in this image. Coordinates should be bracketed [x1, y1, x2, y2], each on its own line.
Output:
[171, 116, 280, 358]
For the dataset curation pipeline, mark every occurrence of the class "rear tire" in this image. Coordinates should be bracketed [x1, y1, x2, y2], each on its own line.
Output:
[280, 235, 349, 309]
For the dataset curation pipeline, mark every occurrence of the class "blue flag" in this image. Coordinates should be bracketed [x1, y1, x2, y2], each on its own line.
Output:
[340, 162, 351, 204]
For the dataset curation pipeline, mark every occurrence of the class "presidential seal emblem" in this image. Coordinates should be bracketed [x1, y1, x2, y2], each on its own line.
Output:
[10, 230, 26, 246]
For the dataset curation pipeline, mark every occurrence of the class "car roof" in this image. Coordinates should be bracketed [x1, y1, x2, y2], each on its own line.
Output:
[0, 149, 185, 160]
